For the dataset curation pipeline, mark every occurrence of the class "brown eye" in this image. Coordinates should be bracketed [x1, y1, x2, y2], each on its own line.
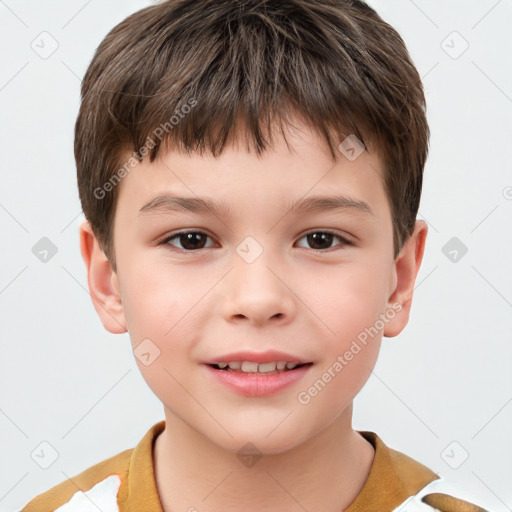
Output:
[296, 231, 352, 251]
[161, 231, 215, 251]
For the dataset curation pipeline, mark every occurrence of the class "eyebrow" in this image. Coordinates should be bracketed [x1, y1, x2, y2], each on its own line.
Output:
[138, 194, 232, 218]
[138, 193, 373, 218]
[284, 194, 373, 217]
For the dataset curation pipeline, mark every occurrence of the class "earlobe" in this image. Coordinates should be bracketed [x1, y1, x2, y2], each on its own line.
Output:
[383, 220, 428, 338]
[79, 220, 127, 334]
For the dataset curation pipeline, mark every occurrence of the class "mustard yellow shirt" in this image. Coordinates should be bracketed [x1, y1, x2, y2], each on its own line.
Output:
[19, 420, 489, 512]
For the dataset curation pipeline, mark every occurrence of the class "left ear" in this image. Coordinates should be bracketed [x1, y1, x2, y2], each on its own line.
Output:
[383, 220, 428, 338]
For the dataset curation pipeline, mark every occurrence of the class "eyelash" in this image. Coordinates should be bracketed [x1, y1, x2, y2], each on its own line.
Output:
[158, 230, 354, 253]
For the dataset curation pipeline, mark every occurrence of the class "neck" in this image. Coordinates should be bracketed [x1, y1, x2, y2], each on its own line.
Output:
[154, 403, 375, 512]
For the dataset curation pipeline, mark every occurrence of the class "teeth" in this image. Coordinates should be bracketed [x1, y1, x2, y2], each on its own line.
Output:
[257, 362, 277, 373]
[241, 361, 259, 372]
[215, 360, 305, 373]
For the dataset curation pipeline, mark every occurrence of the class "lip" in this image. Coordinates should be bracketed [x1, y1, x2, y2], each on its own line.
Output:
[203, 363, 313, 397]
[202, 349, 312, 365]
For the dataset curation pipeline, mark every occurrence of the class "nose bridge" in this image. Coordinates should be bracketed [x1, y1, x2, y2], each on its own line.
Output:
[234, 246, 277, 290]
[221, 236, 295, 324]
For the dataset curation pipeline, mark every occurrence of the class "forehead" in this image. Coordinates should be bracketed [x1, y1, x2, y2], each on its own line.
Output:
[114, 121, 389, 224]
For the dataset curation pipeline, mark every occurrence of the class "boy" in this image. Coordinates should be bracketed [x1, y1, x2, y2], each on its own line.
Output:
[19, 0, 491, 511]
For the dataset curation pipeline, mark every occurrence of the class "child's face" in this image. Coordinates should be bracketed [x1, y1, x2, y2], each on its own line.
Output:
[82, 119, 426, 453]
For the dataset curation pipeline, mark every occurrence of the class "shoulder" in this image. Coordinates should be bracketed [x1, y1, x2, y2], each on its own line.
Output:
[358, 431, 440, 495]
[356, 431, 492, 512]
[392, 478, 492, 512]
[18, 448, 132, 512]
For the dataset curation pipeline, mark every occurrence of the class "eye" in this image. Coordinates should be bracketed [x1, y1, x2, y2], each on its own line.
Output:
[159, 230, 216, 251]
[295, 230, 353, 252]
[159, 229, 353, 253]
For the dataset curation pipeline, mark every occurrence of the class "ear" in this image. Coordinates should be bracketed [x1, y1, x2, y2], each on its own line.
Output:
[383, 220, 428, 338]
[79, 220, 127, 334]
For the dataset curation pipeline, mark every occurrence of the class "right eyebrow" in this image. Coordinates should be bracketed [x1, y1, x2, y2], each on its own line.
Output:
[138, 194, 232, 218]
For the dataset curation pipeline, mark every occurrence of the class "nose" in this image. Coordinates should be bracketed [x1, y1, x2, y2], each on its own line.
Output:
[221, 256, 296, 327]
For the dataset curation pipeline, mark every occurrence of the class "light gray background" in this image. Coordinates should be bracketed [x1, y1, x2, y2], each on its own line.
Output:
[1, 1, 511, 511]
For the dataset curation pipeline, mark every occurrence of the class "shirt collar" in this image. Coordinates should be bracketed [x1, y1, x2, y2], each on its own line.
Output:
[119, 422, 438, 512]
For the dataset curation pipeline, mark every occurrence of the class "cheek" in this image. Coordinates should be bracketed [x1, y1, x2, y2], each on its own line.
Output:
[310, 257, 391, 342]
[119, 260, 213, 391]
[301, 258, 390, 403]
[119, 265, 202, 405]
[301, 265, 388, 412]
[121, 258, 204, 339]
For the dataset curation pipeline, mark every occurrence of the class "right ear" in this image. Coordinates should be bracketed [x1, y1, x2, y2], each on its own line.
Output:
[79, 220, 127, 334]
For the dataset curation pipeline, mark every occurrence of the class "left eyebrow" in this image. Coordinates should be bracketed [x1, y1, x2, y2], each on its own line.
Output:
[283, 194, 374, 217]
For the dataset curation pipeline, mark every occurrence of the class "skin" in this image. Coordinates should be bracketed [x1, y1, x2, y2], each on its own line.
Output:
[79, 117, 427, 512]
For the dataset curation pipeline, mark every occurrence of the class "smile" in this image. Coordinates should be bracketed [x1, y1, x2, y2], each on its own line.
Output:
[209, 361, 312, 374]
[204, 362, 314, 397]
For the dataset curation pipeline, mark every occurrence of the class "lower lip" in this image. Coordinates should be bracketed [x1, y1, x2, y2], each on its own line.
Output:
[203, 364, 312, 397]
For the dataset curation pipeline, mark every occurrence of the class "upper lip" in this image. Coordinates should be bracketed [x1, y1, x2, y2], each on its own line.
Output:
[203, 350, 312, 365]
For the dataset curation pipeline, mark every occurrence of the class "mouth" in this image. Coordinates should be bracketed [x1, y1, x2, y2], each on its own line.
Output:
[207, 361, 314, 375]
[204, 359, 314, 397]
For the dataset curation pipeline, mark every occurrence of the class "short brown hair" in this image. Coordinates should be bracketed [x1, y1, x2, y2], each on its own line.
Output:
[75, 0, 429, 271]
